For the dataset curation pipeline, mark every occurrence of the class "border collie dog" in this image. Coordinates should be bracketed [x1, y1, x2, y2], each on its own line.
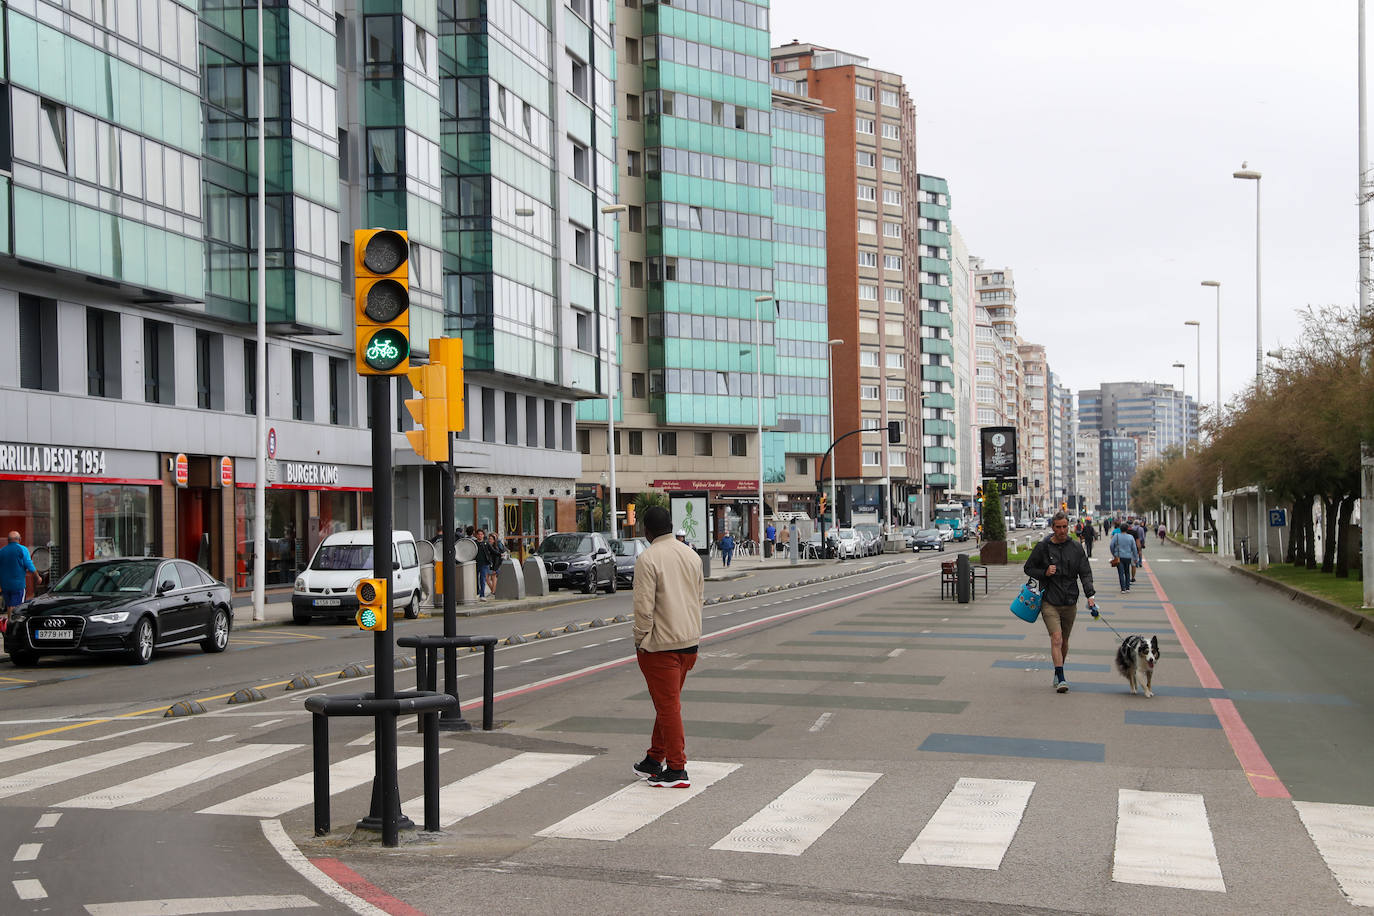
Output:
[1115, 635, 1161, 697]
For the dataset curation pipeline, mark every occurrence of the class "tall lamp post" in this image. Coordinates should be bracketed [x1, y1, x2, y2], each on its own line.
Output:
[1201, 281, 1222, 552]
[599, 203, 627, 537]
[1233, 164, 1267, 569]
[1172, 362, 1188, 459]
[753, 295, 772, 550]
[1184, 319, 1202, 543]
[826, 338, 844, 537]
[1360, 0, 1373, 608]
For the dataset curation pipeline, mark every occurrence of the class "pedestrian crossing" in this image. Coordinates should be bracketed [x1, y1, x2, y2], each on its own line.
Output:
[1, 735, 1371, 903]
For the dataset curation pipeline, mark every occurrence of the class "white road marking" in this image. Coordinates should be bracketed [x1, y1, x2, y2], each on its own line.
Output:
[260, 820, 387, 916]
[198, 746, 430, 817]
[1180, 559, 1196, 563]
[0, 739, 79, 765]
[13, 843, 40, 862]
[1112, 789, 1224, 892]
[887, 648, 906, 658]
[34, 813, 60, 829]
[901, 777, 1035, 869]
[604, 637, 626, 643]
[712, 769, 880, 856]
[92, 720, 179, 741]
[405, 752, 592, 828]
[1294, 800, 1374, 906]
[83, 896, 319, 915]
[519, 657, 542, 664]
[808, 713, 833, 733]
[252, 719, 285, 729]
[14, 878, 46, 900]
[494, 665, 510, 671]
[345, 732, 374, 747]
[552, 650, 574, 656]
[58, 744, 300, 810]
[207, 734, 236, 743]
[0, 742, 186, 800]
[537, 761, 740, 841]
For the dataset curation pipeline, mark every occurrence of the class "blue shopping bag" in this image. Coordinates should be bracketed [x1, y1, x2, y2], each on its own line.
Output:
[1009, 578, 1043, 623]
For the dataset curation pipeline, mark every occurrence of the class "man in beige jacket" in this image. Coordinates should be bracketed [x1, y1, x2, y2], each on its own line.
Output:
[631, 505, 705, 787]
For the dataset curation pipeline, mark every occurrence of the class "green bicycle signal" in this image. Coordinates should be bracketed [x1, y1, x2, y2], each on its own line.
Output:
[361, 328, 409, 372]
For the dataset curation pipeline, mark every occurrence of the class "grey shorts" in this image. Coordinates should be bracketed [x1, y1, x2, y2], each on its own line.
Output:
[1041, 602, 1077, 640]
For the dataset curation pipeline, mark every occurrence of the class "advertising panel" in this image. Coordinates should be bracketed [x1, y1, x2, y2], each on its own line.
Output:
[980, 426, 1018, 480]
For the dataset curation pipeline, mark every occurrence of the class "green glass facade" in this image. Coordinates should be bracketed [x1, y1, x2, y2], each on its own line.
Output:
[639, 0, 775, 450]
[917, 173, 955, 489]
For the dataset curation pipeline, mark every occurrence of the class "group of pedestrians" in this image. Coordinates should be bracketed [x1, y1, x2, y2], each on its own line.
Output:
[435, 526, 506, 600]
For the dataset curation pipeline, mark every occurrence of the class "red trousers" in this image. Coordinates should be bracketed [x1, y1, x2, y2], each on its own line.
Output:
[637, 649, 697, 770]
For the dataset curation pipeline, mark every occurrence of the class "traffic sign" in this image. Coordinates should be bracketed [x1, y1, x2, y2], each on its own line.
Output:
[267, 427, 277, 459]
[1268, 508, 1287, 528]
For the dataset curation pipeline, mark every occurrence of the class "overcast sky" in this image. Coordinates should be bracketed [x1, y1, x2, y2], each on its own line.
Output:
[769, 0, 1362, 415]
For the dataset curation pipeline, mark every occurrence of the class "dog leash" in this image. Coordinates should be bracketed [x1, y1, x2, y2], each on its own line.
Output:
[1089, 607, 1125, 643]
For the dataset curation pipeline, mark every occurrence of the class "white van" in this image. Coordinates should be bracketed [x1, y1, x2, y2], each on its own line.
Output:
[291, 529, 422, 624]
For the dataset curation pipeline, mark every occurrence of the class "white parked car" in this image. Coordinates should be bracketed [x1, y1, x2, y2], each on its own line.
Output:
[1032, 516, 1049, 529]
[292, 529, 423, 624]
[833, 528, 864, 559]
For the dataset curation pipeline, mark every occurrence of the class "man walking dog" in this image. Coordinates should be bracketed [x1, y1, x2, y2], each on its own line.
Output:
[632, 505, 705, 787]
[1024, 511, 1099, 693]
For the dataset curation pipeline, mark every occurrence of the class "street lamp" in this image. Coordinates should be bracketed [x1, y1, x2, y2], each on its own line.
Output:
[1184, 319, 1202, 543]
[826, 339, 844, 538]
[1172, 362, 1187, 459]
[1201, 281, 1221, 552]
[753, 294, 772, 552]
[599, 204, 628, 537]
[1233, 163, 1267, 569]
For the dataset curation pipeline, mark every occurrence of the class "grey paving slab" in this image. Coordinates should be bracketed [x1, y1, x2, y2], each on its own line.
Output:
[838, 619, 1010, 628]
[1125, 710, 1222, 729]
[918, 732, 1106, 762]
[692, 669, 944, 685]
[642, 688, 969, 715]
[742, 651, 893, 663]
[539, 716, 772, 741]
[814, 629, 1027, 640]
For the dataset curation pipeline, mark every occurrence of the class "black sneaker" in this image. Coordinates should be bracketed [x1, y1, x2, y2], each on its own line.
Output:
[648, 767, 690, 788]
[632, 756, 664, 780]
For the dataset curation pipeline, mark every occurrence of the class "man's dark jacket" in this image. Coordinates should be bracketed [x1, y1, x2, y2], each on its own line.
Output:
[1023, 535, 1096, 606]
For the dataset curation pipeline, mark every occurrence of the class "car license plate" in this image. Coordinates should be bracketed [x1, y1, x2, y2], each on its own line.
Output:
[37, 629, 73, 640]
[313, 598, 341, 607]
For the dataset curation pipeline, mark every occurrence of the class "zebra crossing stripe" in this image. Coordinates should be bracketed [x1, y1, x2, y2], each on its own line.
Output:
[1293, 800, 1374, 906]
[197, 746, 430, 817]
[0, 739, 79, 765]
[711, 769, 881, 856]
[1112, 789, 1225, 892]
[56, 744, 301, 810]
[899, 777, 1034, 869]
[0, 742, 187, 801]
[404, 752, 593, 829]
[536, 761, 740, 841]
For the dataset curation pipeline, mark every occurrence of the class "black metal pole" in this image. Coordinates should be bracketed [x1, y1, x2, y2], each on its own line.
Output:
[439, 441, 469, 730]
[482, 642, 495, 731]
[312, 712, 330, 836]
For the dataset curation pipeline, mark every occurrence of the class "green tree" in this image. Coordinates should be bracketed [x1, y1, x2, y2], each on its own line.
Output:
[982, 482, 1007, 541]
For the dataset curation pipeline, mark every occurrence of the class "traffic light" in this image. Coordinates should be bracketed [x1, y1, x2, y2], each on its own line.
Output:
[626, 503, 636, 528]
[354, 229, 410, 375]
[1061, 500, 1068, 511]
[404, 362, 449, 462]
[887, 420, 901, 444]
[976, 486, 984, 503]
[818, 494, 827, 515]
[429, 337, 465, 433]
[355, 578, 388, 631]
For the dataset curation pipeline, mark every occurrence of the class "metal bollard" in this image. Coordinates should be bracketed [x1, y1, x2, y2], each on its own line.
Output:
[312, 712, 330, 836]
[956, 553, 972, 604]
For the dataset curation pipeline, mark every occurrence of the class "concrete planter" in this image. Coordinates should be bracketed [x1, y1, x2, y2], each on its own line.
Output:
[980, 540, 1010, 565]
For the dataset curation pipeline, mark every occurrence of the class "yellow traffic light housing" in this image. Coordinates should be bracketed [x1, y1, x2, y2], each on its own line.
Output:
[429, 337, 465, 432]
[356, 578, 389, 631]
[626, 503, 636, 528]
[405, 363, 450, 462]
[818, 494, 827, 515]
[354, 229, 411, 375]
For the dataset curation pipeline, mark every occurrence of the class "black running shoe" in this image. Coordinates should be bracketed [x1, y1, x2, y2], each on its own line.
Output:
[648, 768, 690, 788]
[632, 755, 664, 779]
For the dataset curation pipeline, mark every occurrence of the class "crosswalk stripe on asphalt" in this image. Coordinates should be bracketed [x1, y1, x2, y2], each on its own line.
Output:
[0, 738, 78, 765]
[899, 776, 1035, 869]
[197, 745, 431, 818]
[711, 768, 881, 856]
[405, 751, 593, 829]
[1112, 789, 1225, 892]
[536, 761, 740, 841]
[1294, 800, 1374, 906]
[0, 742, 187, 801]
[57, 743, 301, 810]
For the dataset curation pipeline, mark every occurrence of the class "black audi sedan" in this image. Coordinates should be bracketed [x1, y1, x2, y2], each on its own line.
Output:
[3, 558, 233, 667]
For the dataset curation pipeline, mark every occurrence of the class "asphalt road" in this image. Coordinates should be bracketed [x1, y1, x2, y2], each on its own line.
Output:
[1, 542, 1370, 915]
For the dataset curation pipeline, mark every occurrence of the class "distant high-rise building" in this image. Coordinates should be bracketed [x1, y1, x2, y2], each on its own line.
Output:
[1050, 376, 1075, 512]
[1075, 429, 1102, 514]
[1076, 381, 1197, 463]
[950, 225, 975, 503]
[1099, 435, 1138, 514]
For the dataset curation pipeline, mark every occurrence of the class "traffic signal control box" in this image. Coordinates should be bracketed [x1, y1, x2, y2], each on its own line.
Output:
[354, 229, 411, 375]
[355, 578, 389, 631]
[404, 363, 449, 462]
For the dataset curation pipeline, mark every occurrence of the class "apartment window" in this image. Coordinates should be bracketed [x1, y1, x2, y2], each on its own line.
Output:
[881, 89, 900, 107]
[625, 38, 640, 65]
[631, 373, 646, 398]
[329, 357, 347, 425]
[570, 57, 589, 101]
[862, 450, 881, 466]
[856, 150, 875, 168]
[243, 341, 257, 414]
[196, 330, 222, 410]
[882, 155, 901, 172]
[571, 140, 590, 184]
[888, 449, 906, 467]
[626, 93, 640, 120]
[857, 184, 876, 202]
[482, 388, 496, 442]
[628, 205, 642, 232]
[862, 417, 880, 430]
[884, 221, 902, 238]
[19, 295, 58, 392]
[860, 385, 879, 400]
[858, 284, 877, 301]
[543, 400, 554, 448]
[859, 350, 879, 368]
[630, 316, 645, 343]
[575, 310, 592, 350]
[696, 432, 713, 456]
[505, 392, 519, 445]
[143, 320, 174, 404]
[626, 149, 641, 177]
[291, 350, 314, 421]
[730, 433, 747, 457]
[629, 430, 643, 455]
[570, 0, 588, 20]
[882, 123, 900, 140]
[794, 457, 808, 475]
[855, 84, 874, 101]
[887, 352, 905, 369]
[856, 117, 874, 135]
[577, 429, 591, 454]
[858, 250, 877, 268]
[573, 227, 591, 268]
[884, 254, 902, 271]
[86, 308, 121, 398]
[888, 385, 905, 401]
[883, 189, 902, 207]
[629, 261, 644, 288]
[39, 99, 69, 172]
[857, 218, 876, 234]
[658, 431, 677, 456]
[526, 395, 538, 446]
[885, 287, 903, 303]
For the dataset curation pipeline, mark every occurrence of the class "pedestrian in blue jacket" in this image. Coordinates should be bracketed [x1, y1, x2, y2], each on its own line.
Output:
[1109, 526, 1140, 592]
[0, 531, 38, 610]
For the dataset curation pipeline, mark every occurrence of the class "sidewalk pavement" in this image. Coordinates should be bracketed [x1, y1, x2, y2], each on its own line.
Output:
[228, 550, 854, 632]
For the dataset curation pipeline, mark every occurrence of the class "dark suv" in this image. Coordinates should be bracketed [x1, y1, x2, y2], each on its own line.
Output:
[536, 532, 617, 594]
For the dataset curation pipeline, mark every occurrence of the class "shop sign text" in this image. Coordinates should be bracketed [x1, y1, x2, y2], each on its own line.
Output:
[284, 462, 340, 485]
[1, 445, 108, 476]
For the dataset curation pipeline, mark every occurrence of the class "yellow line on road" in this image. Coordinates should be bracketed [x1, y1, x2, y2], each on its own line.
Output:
[0, 676, 36, 684]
